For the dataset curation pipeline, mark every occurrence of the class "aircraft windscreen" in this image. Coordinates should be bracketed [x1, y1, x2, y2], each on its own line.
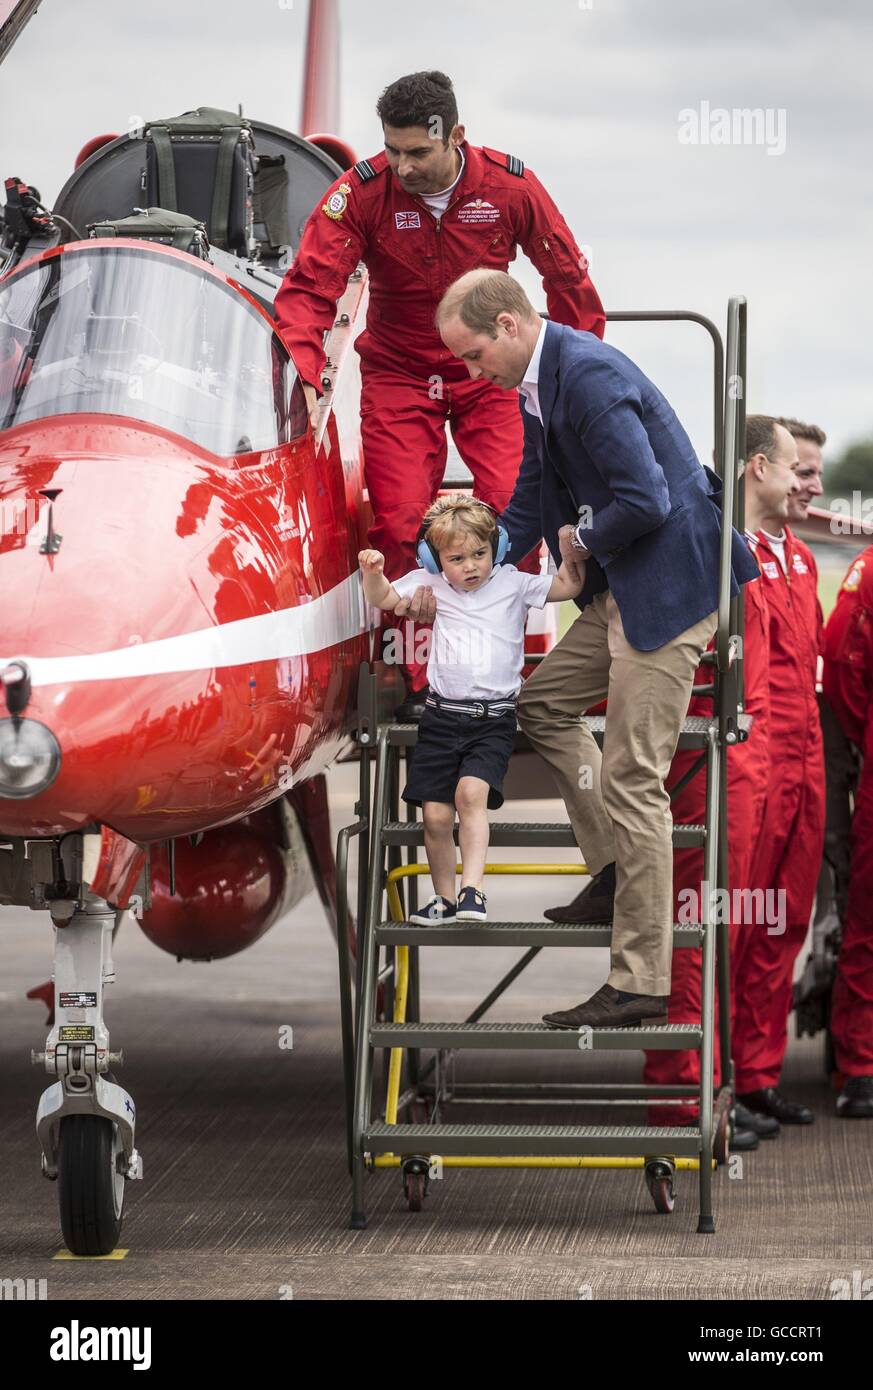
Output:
[0, 245, 306, 454]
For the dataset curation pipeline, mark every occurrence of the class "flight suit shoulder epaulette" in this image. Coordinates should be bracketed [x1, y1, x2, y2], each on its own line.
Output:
[351, 153, 388, 184]
[481, 146, 525, 178]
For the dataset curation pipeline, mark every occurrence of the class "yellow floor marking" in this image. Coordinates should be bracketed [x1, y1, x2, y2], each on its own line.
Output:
[53, 1249, 128, 1260]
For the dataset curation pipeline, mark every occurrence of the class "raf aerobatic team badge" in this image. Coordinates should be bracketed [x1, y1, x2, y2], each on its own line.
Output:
[843, 559, 866, 592]
[323, 183, 351, 220]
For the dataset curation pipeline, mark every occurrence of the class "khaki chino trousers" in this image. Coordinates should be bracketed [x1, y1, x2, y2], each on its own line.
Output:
[518, 591, 718, 996]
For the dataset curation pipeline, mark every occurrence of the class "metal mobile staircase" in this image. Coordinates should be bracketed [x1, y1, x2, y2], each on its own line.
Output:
[336, 299, 749, 1232]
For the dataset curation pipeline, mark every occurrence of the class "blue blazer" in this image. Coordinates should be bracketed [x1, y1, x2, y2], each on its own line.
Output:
[501, 320, 759, 651]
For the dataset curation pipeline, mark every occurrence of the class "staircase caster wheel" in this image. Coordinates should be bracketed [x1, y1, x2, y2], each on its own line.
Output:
[406, 1173, 426, 1212]
[645, 1159, 675, 1214]
[713, 1107, 730, 1166]
[650, 1178, 675, 1214]
[402, 1157, 429, 1213]
[58, 1113, 125, 1256]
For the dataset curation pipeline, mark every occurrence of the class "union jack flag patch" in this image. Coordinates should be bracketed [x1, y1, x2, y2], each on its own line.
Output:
[395, 211, 421, 229]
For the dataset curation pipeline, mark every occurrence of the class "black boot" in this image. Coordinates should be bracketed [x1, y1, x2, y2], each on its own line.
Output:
[730, 1126, 760, 1151]
[544, 861, 616, 924]
[836, 1076, 873, 1118]
[734, 1100, 780, 1138]
[738, 1087, 814, 1125]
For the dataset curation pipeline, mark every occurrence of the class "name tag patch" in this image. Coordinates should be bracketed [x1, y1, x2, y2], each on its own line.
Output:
[457, 199, 501, 224]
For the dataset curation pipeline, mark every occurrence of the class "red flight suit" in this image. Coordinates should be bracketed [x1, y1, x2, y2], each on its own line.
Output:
[730, 529, 825, 1093]
[643, 557, 771, 1121]
[823, 547, 873, 1076]
[273, 142, 605, 688]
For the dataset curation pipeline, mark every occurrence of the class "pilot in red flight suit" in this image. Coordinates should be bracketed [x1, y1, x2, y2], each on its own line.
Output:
[640, 571, 772, 1140]
[273, 70, 605, 714]
[731, 417, 825, 1127]
[641, 420, 784, 1147]
[823, 545, 873, 1117]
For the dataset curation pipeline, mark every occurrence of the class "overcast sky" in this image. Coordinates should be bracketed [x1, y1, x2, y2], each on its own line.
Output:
[2, 0, 871, 463]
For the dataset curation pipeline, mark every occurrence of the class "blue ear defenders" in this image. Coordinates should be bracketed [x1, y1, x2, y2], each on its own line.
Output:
[415, 502, 511, 575]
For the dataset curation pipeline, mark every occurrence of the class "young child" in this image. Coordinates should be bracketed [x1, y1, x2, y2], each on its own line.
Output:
[359, 495, 583, 924]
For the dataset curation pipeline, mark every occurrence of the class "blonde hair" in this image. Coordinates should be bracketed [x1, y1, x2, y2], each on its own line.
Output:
[436, 269, 538, 337]
[420, 494, 496, 552]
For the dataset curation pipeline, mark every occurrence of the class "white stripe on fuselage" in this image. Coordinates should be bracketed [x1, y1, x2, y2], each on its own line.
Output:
[1, 572, 376, 688]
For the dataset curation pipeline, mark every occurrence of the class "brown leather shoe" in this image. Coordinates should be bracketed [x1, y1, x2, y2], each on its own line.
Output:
[542, 982, 668, 1029]
[543, 862, 616, 924]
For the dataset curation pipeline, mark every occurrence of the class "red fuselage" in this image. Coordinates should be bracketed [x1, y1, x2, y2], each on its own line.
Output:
[0, 240, 370, 843]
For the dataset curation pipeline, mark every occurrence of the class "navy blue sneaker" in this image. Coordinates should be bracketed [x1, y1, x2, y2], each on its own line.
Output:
[456, 887, 488, 922]
[409, 895, 456, 926]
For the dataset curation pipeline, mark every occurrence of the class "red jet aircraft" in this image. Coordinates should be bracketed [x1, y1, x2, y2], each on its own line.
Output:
[0, 0, 389, 1255]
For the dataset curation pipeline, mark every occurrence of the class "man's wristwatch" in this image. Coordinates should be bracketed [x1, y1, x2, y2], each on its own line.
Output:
[570, 525, 591, 558]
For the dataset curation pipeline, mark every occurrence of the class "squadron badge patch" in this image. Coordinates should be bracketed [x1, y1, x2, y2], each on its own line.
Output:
[843, 559, 866, 592]
[323, 183, 351, 220]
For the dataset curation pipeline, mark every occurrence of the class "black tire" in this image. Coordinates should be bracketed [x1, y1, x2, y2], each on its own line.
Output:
[650, 1177, 675, 1214]
[645, 1159, 676, 1214]
[405, 1172, 426, 1212]
[58, 1114, 124, 1256]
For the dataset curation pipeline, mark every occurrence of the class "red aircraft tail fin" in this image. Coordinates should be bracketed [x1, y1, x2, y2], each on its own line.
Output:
[301, 0, 340, 136]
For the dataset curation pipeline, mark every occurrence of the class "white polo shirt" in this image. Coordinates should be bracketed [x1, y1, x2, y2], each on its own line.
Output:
[390, 562, 552, 699]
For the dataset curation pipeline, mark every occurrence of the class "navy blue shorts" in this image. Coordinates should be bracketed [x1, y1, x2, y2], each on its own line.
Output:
[402, 704, 518, 811]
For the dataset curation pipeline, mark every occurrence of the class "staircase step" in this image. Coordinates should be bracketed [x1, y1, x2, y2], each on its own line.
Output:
[376, 921, 703, 947]
[363, 1121, 702, 1157]
[381, 821, 705, 848]
[370, 1022, 702, 1051]
[389, 711, 750, 750]
[584, 712, 750, 749]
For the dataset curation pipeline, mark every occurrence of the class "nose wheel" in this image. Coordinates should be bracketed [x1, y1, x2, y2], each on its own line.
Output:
[58, 1113, 125, 1256]
[35, 898, 142, 1256]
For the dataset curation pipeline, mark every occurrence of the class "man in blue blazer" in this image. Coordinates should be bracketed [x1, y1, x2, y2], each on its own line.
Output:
[437, 269, 759, 1029]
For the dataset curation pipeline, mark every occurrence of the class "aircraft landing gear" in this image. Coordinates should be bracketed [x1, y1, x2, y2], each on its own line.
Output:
[58, 1106, 125, 1255]
[34, 895, 142, 1256]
